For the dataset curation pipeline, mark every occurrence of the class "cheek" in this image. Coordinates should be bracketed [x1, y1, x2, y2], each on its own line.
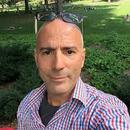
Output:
[37, 57, 50, 72]
[75, 54, 84, 67]
[69, 56, 83, 72]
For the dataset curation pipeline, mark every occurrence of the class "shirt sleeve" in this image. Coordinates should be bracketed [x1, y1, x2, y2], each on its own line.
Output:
[96, 107, 130, 130]
[17, 113, 27, 130]
[88, 95, 130, 130]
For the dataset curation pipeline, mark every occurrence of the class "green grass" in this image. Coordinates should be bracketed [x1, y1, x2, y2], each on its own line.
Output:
[66, 0, 130, 38]
[0, 13, 34, 34]
[1, 0, 130, 36]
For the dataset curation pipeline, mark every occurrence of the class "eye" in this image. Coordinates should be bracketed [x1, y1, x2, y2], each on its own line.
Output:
[42, 49, 52, 55]
[66, 49, 75, 55]
[67, 50, 73, 54]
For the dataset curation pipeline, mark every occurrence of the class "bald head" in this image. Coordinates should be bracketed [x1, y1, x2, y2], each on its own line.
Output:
[36, 19, 84, 49]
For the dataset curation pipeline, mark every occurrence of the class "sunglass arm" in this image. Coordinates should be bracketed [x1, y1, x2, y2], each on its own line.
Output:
[82, 21, 83, 34]
[35, 16, 38, 34]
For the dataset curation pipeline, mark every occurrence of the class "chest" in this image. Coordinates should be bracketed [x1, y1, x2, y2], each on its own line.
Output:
[24, 103, 93, 130]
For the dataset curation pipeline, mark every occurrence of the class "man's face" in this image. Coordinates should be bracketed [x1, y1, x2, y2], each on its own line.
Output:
[35, 19, 85, 97]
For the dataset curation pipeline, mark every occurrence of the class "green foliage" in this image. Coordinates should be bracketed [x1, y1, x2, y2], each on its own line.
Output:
[13, 61, 41, 95]
[84, 48, 125, 90]
[0, 0, 7, 7]
[0, 40, 41, 122]
[100, 32, 130, 59]
[0, 43, 32, 84]
[83, 32, 130, 108]
[84, 33, 130, 109]
[0, 89, 21, 122]
[112, 75, 130, 108]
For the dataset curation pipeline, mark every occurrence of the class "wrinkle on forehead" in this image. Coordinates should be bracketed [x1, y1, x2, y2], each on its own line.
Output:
[36, 19, 83, 48]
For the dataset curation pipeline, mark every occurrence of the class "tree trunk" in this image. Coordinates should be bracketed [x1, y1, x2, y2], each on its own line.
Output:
[24, 0, 29, 13]
[108, 0, 111, 3]
[2, 4, 4, 8]
[56, 0, 63, 14]
[44, 0, 48, 5]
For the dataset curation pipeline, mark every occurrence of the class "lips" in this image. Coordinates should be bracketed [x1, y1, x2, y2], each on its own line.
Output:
[50, 76, 66, 82]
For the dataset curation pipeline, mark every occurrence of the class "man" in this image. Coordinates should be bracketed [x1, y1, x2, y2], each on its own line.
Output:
[17, 18, 130, 129]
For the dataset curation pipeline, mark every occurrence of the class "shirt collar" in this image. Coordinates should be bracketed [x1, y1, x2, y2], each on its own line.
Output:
[72, 77, 97, 107]
[72, 77, 87, 106]
[33, 77, 96, 108]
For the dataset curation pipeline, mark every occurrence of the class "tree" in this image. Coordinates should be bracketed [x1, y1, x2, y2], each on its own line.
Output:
[0, 0, 7, 11]
[44, 0, 48, 4]
[24, 0, 29, 13]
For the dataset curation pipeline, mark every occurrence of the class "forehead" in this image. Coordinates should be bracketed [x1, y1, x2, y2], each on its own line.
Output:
[36, 19, 82, 48]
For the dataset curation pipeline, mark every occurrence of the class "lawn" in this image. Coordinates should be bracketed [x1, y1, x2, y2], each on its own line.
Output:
[0, 0, 130, 124]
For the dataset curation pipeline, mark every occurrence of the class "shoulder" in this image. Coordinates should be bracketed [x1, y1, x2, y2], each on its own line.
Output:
[83, 83, 130, 128]
[17, 84, 45, 118]
[84, 82, 128, 110]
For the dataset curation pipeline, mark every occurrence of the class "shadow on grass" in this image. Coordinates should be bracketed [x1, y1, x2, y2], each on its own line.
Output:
[0, 11, 34, 34]
[0, 3, 130, 35]
[0, 5, 130, 35]
[64, 3, 130, 35]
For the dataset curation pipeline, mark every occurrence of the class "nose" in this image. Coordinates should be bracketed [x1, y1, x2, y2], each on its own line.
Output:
[53, 50, 65, 71]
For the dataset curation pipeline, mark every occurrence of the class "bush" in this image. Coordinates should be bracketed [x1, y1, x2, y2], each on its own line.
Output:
[0, 89, 21, 122]
[100, 32, 130, 60]
[0, 42, 41, 123]
[13, 61, 41, 95]
[83, 33, 130, 109]
[0, 43, 32, 84]
[84, 48, 125, 91]
[112, 75, 130, 109]
[0, 61, 41, 122]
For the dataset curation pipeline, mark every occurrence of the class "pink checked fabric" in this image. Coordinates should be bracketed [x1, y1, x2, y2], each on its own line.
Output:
[17, 78, 130, 130]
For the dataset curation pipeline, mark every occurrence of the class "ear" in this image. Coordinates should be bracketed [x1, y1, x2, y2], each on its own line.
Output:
[81, 48, 86, 68]
[34, 49, 38, 68]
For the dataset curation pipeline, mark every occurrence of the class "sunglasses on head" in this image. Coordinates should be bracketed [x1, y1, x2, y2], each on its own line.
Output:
[34, 11, 86, 34]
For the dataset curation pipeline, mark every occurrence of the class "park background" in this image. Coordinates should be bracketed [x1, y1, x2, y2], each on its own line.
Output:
[0, 0, 130, 127]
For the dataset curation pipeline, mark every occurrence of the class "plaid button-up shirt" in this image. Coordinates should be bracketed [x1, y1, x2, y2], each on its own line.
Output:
[17, 78, 130, 130]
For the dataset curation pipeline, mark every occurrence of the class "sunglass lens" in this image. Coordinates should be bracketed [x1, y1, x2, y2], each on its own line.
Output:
[62, 13, 83, 23]
[62, 13, 73, 23]
[49, 12, 57, 21]
[38, 12, 56, 21]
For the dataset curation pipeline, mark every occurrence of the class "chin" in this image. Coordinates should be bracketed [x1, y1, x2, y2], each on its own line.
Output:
[48, 82, 72, 95]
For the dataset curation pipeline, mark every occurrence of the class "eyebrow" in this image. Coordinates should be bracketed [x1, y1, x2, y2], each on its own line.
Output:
[39, 47, 54, 52]
[39, 47, 78, 51]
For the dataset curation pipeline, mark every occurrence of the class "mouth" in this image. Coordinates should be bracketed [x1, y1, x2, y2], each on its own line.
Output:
[50, 76, 67, 82]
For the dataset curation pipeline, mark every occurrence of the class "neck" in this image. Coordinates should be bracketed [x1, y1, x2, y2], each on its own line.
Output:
[47, 92, 73, 106]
